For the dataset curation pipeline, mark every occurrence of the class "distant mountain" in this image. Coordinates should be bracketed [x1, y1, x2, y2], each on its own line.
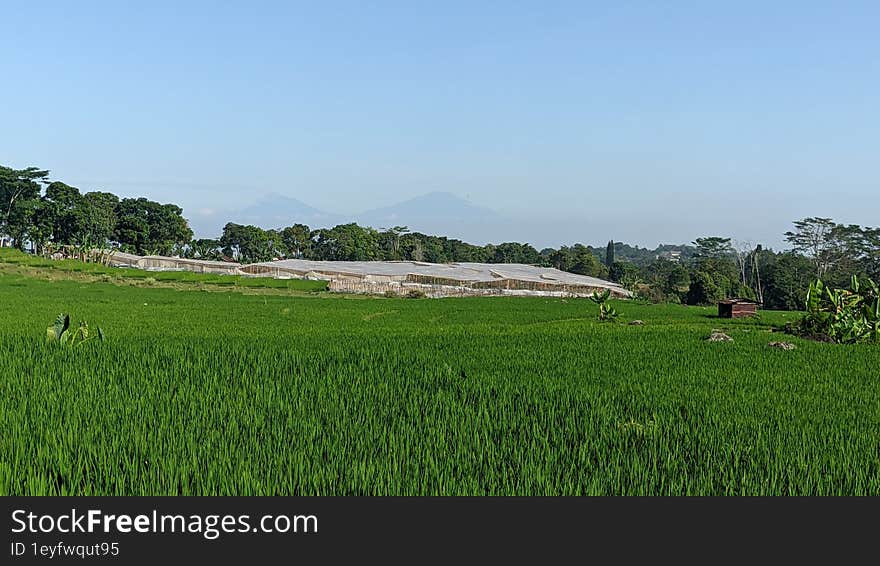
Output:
[186, 193, 342, 238]
[355, 191, 499, 234]
[186, 191, 503, 240]
[231, 193, 342, 228]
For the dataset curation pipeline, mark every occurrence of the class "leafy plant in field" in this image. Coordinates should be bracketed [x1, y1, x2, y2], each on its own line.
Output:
[589, 289, 620, 322]
[46, 313, 105, 346]
[788, 275, 880, 344]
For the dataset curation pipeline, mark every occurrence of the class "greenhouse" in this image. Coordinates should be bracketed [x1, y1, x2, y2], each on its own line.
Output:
[106, 251, 241, 274]
[240, 259, 632, 298]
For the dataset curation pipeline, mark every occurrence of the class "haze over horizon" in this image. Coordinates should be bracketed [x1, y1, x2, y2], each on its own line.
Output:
[3, 1, 877, 250]
[181, 190, 803, 252]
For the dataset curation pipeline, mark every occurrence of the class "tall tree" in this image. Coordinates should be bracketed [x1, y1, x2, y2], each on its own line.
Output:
[113, 199, 150, 254]
[220, 223, 273, 263]
[114, 198, 192, 255]
[0, 166, 49, 246]
[826, 223, 879, 282]
[44, 181, 84, 244]
[489, 242, 542, 264]
[856, 227, 880, 280]
[6, 198, 44, 251]
[568, 244, 608, 278]
[280, 223, 312, 259]
[548, 246, 571, 271]
[311, 223, 380, 261]
[760, 252, 815, 310]
[685, 271, 725, 305]
[79, 192, 119, 245]
[27, 199, 56, 254]
[784, 217, 842, 279]
[379, 225, 409, 260]
[693, 236, 733, 259]
[605, 240, 615, 267]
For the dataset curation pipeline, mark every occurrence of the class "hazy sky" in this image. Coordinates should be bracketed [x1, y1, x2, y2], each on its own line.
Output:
[2, 1, 877, 249]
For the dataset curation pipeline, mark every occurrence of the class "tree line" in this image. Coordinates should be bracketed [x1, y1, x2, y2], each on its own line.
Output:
[615, 221, 880, 310]
[3, 165, 877, 310]
[0, 166, 191, 255]
[189, 220, 880, 311]
[213, 222, 609, 276]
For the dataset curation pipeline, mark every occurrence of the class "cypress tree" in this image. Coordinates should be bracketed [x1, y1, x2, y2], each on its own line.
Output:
[605, 240, 615, 267]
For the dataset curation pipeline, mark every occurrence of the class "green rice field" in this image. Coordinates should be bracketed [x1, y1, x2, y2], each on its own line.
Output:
[1, 259, 878, 495]
[0, 249, 328, 291]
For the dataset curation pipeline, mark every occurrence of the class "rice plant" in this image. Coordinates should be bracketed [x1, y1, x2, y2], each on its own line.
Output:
[1, 273, 878, 495]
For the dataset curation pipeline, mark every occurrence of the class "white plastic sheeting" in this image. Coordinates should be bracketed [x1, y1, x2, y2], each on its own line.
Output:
[243, 259, 631, 297]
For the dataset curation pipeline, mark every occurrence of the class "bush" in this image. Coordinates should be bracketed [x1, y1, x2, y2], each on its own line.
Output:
[405, 289, 427, 299]
[685, 271, 725, 305]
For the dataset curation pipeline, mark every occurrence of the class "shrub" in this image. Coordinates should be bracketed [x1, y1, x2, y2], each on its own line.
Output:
[405, 289, 427, 299]
[685, 271, 724, 306]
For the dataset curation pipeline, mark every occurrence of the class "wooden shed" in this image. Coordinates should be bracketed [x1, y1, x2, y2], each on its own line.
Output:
[718, 298, 759, 318]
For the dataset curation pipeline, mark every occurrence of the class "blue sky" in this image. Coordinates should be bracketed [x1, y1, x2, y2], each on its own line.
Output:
[2, 1, 877, 248]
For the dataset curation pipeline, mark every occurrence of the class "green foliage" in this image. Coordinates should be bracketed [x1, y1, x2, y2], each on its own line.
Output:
[760, 252, 814, 310]
[789, 276, 880, 344]
[398, 231, 489, 263]
[609, 261, 643, 294]
[1, 173, 190, 255]
[487, 242, 543, 265]
[46, 313, 105, 346]
[0, 166, 50, 249]
[220, 222, 276, 263]
[553, 244, 608, 278]
[311, 223, 381, 261]
[640, 259, 690, 303]
[685, 271, 725, 306]
[589, 289, 620, 322]
[280, 224, 313, 259]
[784, 217, 841, 279]
[112, 197, 193, 255]
[693, 237, 733, 259]
[185, 238, 223, 261]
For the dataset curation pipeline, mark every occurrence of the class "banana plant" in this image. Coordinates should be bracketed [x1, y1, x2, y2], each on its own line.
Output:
[589, 289, 620, 322]
[863, 285, 880, 343]
[793, 276, 880, 344]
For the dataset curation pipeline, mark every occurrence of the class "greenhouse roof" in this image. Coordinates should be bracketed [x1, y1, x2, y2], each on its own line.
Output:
[247, 259, 630, 294]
